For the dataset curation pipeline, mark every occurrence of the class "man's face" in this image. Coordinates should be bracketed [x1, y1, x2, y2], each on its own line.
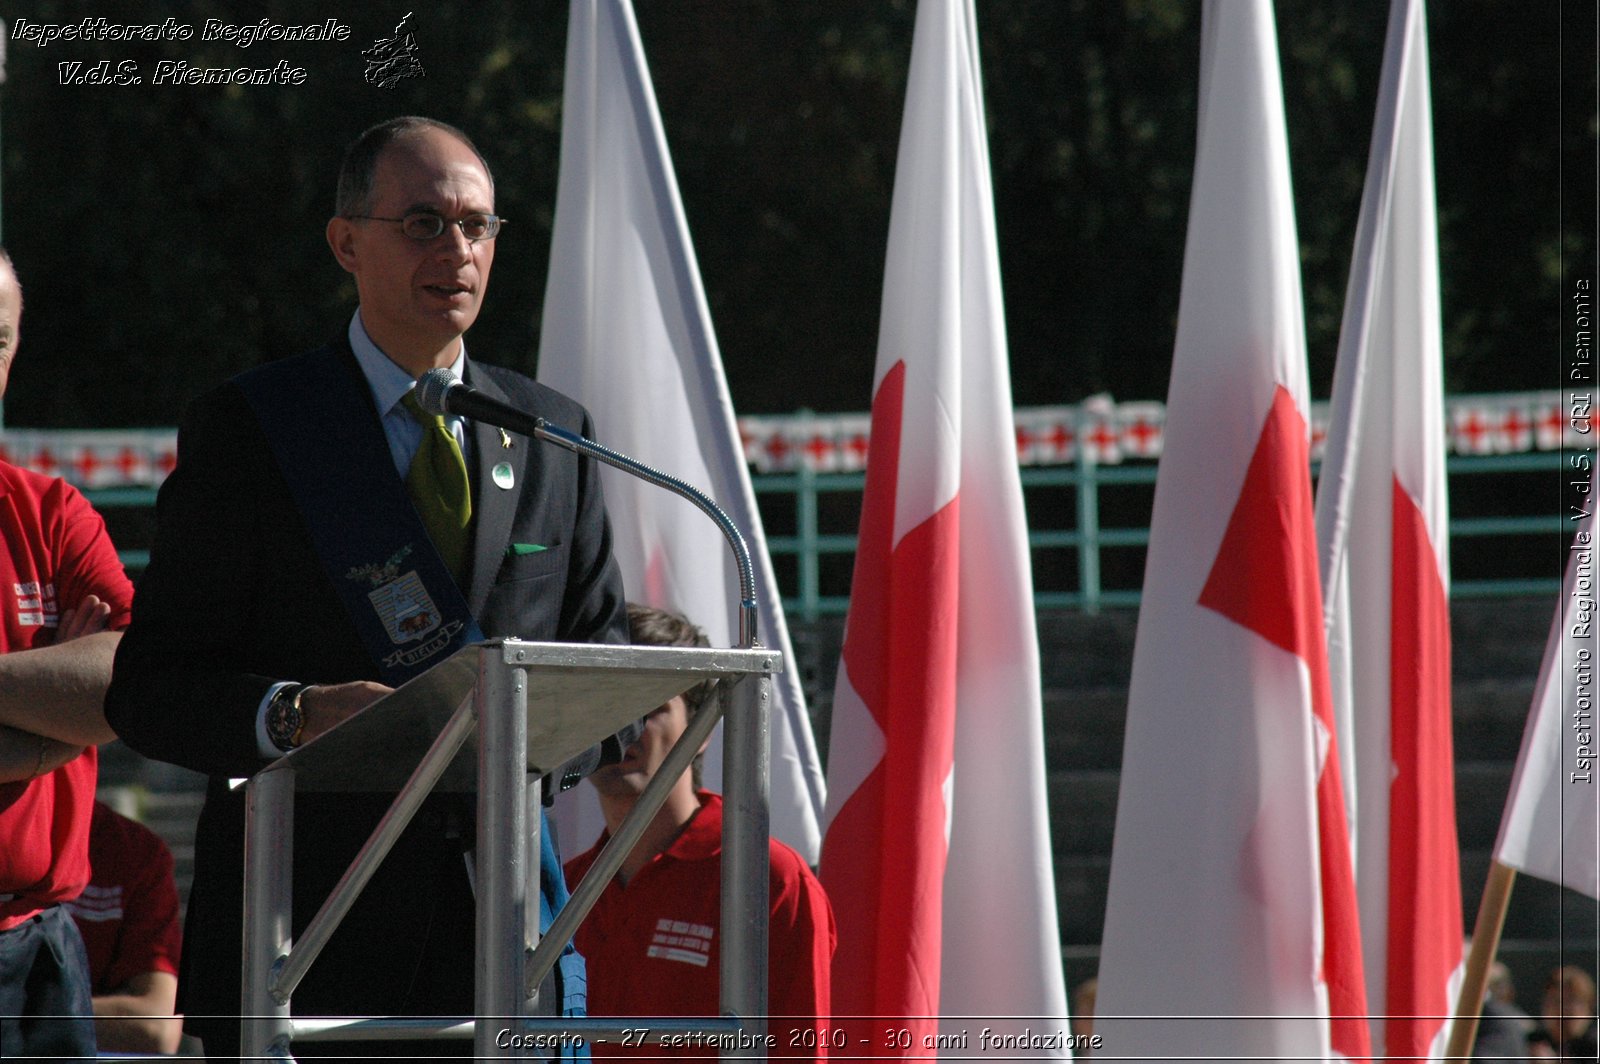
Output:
[1544, 985, 1596, 1040]
[0, 266, 19, 400]
[326, 127, 496, 371]
[590, 695, 694, 799]
[0, 264, 20, 398]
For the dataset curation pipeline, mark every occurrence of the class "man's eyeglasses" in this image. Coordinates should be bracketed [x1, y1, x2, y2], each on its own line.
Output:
[348, 211, 505, 244]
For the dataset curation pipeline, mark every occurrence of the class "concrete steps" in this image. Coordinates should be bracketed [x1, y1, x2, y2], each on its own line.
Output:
[1024, 596, 1583, 1017]
[96, 741, 207, 912]
[89, 595, 1583, 1021]
[771, 596, 1583, 1013]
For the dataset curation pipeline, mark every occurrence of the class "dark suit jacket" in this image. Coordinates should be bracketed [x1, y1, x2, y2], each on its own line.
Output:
[105, 340, 628, 1055]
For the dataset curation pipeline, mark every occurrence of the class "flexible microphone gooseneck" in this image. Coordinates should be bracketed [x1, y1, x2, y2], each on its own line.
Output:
[415, 367, 759, 649]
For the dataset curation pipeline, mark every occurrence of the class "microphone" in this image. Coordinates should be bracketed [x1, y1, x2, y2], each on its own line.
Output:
[413, 367, 760, 648]
[415, 367, 544, 440]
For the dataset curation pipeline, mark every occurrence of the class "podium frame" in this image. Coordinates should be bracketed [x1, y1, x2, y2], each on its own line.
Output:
[239, 638, 779, 1059]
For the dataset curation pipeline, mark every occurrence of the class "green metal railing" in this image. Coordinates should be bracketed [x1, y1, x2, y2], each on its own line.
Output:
[750, 451, 1571, 619]
[88, 451, 1570, 618]
[18, 389, 1577, 617]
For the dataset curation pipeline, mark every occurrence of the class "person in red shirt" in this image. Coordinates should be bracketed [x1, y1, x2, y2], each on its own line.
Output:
[65, 801, 184, 1055]
[565, 604, 836, 1060]
[0, 247, 135, 1059]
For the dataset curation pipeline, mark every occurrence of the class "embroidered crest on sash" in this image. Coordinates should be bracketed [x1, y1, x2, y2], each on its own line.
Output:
[346, 546, 463, 669]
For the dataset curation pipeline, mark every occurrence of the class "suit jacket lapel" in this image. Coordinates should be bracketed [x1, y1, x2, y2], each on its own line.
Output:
[465, 365, 529, 616]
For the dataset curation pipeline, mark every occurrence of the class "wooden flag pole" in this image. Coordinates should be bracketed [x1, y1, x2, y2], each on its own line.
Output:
[1443, 860, 1519, 1060]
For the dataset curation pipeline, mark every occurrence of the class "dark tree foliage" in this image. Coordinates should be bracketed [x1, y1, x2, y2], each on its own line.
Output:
[0, 1, 1588, 429]
[1, 0, 572, 424]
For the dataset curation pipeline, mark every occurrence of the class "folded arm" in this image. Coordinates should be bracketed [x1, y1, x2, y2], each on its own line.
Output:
[0, 596, 121, 748]
[91, 971, 183, 1055]
[0, 723, 83, 783]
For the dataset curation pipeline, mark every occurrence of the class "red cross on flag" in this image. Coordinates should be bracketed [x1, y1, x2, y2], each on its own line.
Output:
[69, 445, 103, 486]
[1096, 1, 1369, 1057]
[1536, 402, 1566, 449]
[1450, 407, 1493, 454]
[818, 0, 1068, 1053]
[1314, 2, 1462, 1057]
[1499, 404, 1534, 452]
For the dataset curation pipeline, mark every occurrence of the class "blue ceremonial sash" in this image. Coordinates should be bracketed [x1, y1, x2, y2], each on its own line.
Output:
[235, 347, 591, 1042]
[234, 347, 483, 686]
[542, 827, 590, 1049]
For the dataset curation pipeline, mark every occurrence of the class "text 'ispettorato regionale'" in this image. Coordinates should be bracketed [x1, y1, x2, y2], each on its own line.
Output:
[8, 17, 353, 87]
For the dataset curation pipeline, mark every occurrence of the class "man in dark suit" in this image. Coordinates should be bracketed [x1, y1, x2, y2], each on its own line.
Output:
[105, 116, 628, 1059]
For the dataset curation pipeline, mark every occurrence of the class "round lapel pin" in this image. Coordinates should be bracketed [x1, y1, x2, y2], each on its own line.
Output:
[492, 462, 515, 490]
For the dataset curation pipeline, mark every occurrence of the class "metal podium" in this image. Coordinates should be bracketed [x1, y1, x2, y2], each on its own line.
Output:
[239, 638, 779, 1059]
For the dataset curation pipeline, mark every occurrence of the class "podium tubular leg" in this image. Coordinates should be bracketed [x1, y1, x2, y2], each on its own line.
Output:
[476, 652, 530, 1058]
[525, 777, 542, 970]
[243, 768, 296, 1059]
[721, 673, 771, 1060]
[272, 696, 476, 1002]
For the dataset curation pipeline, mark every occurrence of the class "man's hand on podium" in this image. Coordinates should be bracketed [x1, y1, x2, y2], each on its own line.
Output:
[299, 680, 394, 746]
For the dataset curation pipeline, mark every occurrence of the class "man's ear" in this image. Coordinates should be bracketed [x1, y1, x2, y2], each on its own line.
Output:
[326, 216, 359, 274]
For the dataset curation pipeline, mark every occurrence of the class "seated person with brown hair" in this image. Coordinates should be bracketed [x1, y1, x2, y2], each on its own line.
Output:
[65, 800, 183, 1055]
[565, 603, 836, 1060]
[1529, 965, 1599, 1061]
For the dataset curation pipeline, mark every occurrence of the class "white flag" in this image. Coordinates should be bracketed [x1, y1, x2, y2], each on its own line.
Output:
[537, 0, 825, 861]
[1314, 1, 1462, 1057]
[818, 0, 1068, 1054]
[1096, 2, 1369, 1057]
[1494, 461, 1600, 899]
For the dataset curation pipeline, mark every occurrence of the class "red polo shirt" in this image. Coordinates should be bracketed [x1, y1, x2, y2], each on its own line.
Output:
[66, 801, 182, 991]
[0, 461, 133, 930]
[566, 791, 836, 1060]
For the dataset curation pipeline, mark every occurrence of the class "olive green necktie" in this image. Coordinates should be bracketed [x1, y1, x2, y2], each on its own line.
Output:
[401, 389, 473, 584]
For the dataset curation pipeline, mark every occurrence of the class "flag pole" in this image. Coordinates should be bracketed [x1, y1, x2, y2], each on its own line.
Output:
[1443, 859, 1519, 1060]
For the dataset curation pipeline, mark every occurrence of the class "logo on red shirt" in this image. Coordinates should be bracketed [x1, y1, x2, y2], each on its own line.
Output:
[13, 582, 57, 627]
[647, 918, 714, 967]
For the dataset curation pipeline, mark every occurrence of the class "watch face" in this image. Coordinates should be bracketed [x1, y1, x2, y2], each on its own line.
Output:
[268, 689, 303, 751]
